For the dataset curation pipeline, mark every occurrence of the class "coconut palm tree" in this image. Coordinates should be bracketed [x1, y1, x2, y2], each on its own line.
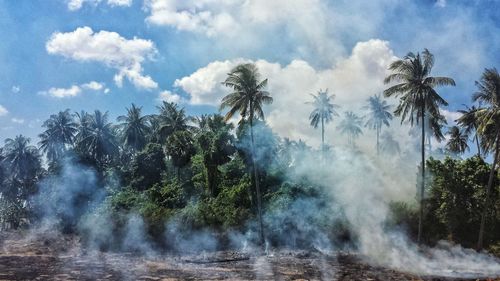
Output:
[457, 105, 482, 158]
[337, 111, 363, 147]
[74, 110, 118, 169]
[472, 68, 500, 250]
[38, 109, 77, 163]
[165, 130, 195, 180]
[156, 102, 191, 142]
[363, 94, 393, 154]
[220, 63, 273, 245]
[383, 49, 455, 243]
[196, 114, 235, 196]
[307, 89, 340, 151]
[3, 136, 41, 182]
[445, 126, 469, 155]
[117, 104, 150, 152]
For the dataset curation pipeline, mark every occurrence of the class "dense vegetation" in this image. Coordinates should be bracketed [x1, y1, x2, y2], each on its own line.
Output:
[0, 54, 499, 255]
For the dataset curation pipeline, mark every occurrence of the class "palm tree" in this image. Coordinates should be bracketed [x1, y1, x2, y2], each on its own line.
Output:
[363, 94, 393, 154]
[38, 109, 77, 163]
[307, 89, 340, 151]
[3, 136, 41, 182]
[337, 111, 363, 147]
[457, 105, 482, 158]
[383, 49, 455, 243]
[196, 114, 235, 196]
[220, 63, 273, 245]
[117, 104, 150, 152]
[472, 68, 500, 250]
[445, 126, 469, 155]
[156, 102, 191, 142]
[75, 110, 118, 169]
[165, 130, 195, 179]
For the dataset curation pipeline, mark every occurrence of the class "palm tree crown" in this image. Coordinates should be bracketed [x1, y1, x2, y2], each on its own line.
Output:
[337, 111, 363, 147]
[363, 94, 392, 154]
[445, 126, 469, 155]
[117, 104, 150, 152]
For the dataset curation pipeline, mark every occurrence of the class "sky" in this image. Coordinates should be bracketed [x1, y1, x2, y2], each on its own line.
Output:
[0, 0, 499, 152]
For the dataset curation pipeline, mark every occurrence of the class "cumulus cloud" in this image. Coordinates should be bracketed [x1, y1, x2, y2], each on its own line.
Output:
[174, 39, 411, 148]
[0, 105, 8, 116]
[143, 0, 387, 63]
[67, 0, 132, 11]
[46, 27, 157, 90]
[158, 90, 183, 103]
[39, 81, 107, 98]
[441, 108, 461, 126]
[11, 86, 20, 94]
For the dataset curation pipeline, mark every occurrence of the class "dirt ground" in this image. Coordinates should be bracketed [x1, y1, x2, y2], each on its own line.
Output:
[0, 231, 498, 281]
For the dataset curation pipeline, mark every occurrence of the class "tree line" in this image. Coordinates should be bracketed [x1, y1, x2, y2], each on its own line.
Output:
[0, 49, 499, 253]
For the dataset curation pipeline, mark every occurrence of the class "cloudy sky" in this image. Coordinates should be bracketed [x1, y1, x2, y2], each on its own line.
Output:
[0, 0, 499, 150]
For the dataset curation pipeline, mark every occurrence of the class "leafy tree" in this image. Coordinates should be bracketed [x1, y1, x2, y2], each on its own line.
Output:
[38, 109, 77, 163]
[337, 111, 363, 148]
[221, 63, 273, 244]
[307, 89, 340, 151]
[363, 94, 392, 154]
[380, 132, 400, 155]
[165, 130, 196, 179]
[196, 114, 235, 196]
[445, 126, 469, 155]
[457, 105, 482, 159]
[383, 49, 455, 243]
[117, 104, 150, 152]
[128, 143, 166, 190]
[473, 67, 500, 249]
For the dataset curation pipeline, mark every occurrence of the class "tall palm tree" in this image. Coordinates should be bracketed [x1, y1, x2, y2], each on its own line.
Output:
[38, 109, 77, 163]
[3, 136, 41, 182]
[472, 68, 500, 250]
[117, 104, 150, 152]
[445, 126, 469, 155]
[383, 49, 455, 243]
[337, 111, 363, 147]
[220, 63, 273, 245]
[363, 94, 393, 154]
[307, 89, 340, 151]
[165, 130, 195, 180]
[156, 102, 191, 142]
[457, 105, 482, 158]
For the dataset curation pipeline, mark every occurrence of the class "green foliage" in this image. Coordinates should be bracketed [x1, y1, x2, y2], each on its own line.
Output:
[126, 143, 166, 190]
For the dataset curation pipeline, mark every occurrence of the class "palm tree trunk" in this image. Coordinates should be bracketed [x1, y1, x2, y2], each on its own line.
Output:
[321, 116, 325, 148]
[418, 113, 425, 244]
[477, 131, 499, 250]
[376, 126, 380, 155]
[475, 134, 482, 159]
[249, 106, 265, 246]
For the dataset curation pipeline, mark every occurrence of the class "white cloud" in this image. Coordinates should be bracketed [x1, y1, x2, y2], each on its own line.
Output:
[441, 108, 461, 126]
[158, 90, 183, 103]
[46, 26, 158, 90]
[40, 81, 107, 98]
[143, 0, 382, 63]
[67, 0, 132, 11]
[41, 85, 82, 98]
[435, 0, 446, 8]
[11, 118, 25, 124]
[174, 39, 407, 148]
[11, 86, 20, 94]
[0, 105, 8, 116]
[81, 81, 104, 90]
[104, 88, 111, 94]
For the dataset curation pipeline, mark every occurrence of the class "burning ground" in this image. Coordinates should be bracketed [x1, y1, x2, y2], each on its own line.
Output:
[1, 231, 498, 281]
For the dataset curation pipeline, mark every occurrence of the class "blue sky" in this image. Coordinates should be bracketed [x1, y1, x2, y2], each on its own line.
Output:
[0, 0, 499, 151]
